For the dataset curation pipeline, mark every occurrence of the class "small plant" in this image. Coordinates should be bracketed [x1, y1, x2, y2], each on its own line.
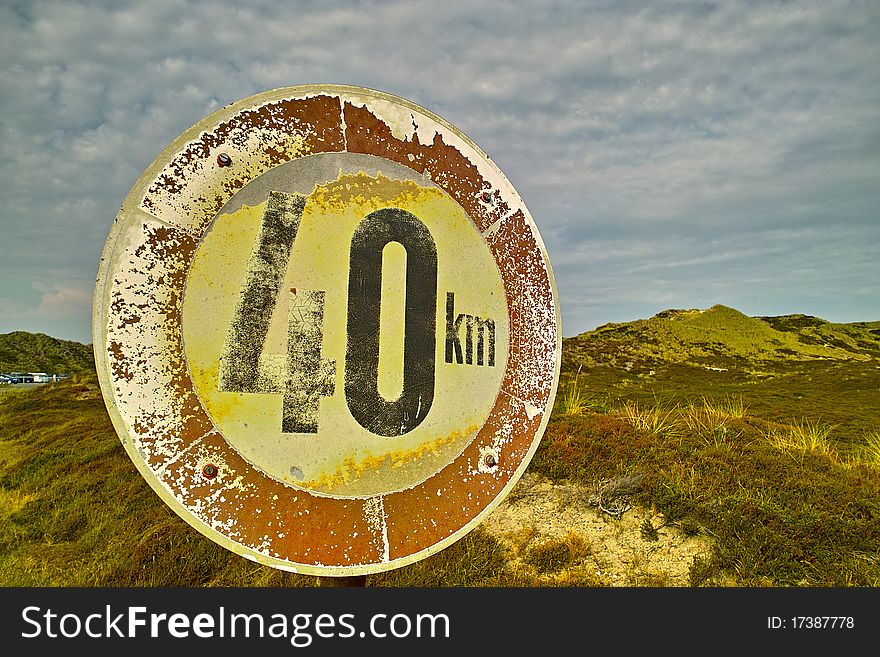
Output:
[678, 518, 702, 537]
[559, 365, 585, 416]
[688, 556, 717, 587]
[768, 420, 838, 459]
[560, 388, 586, 417]
[557, 365, 614, 416]
[685, 405, 727, 433]
[617, 400, 680, 437]
[684, 406, 739, 447]
[640, 519, 659, 542]
[588, 472, 644, 518]
[682, 396, 748, 446]
[860, 431, 880, 469]
[524, 531, 591, 574]
[705, 394, 748, 419]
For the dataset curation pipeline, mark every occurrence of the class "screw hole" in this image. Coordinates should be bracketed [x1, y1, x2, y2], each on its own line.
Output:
[217, 153, 232, 167]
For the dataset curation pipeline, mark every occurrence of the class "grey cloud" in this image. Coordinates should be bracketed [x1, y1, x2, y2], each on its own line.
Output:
[0, 0, 877, 343]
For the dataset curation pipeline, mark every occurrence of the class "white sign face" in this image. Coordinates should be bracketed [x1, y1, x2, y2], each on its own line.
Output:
[94, 85, 560, 575]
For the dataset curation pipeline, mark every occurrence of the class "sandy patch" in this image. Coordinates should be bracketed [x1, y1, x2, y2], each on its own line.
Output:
[481, 473, 712, 586]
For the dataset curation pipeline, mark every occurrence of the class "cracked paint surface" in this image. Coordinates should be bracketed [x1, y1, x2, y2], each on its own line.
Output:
[94, 85, 560, 576]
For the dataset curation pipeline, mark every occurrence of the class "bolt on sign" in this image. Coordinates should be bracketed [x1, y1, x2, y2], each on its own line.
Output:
[94, 85, 561, 576]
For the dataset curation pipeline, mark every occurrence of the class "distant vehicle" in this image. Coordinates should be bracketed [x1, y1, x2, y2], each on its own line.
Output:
[1, 373, 35, 383]
[1, 372, 70, 384]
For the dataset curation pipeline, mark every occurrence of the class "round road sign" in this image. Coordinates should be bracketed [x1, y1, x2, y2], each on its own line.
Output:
[94, 85, 561, 575]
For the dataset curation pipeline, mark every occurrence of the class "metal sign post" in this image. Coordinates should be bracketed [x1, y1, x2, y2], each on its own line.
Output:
[94, 85, 561, 578]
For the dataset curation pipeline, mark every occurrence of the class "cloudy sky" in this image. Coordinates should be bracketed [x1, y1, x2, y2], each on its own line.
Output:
[1, 0, 878, 344]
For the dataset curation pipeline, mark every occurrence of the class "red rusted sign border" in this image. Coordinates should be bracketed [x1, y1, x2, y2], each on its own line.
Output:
[94, 85, 561, 575]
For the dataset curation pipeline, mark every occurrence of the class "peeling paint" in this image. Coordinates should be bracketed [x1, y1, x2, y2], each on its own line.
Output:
[363, 496, 390, 562]
[94, 85, 560, 577]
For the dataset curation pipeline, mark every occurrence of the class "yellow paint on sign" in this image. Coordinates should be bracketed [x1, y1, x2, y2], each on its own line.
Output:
[377, 241, 407, 402]
[183, 171, 509, 497]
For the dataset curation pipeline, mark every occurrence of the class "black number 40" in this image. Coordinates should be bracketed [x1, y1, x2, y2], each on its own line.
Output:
[218, 192, 437, 437]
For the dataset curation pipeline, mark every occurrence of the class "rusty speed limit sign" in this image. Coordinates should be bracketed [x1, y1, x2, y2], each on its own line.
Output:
[94, 85, 561, 575]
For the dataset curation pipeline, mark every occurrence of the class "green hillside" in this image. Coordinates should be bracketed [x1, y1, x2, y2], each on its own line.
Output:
[1, 313, 878, 587]
[0, 332, 94, 375]
[561, 305, 880, 444]
[564, 304, 880, 373]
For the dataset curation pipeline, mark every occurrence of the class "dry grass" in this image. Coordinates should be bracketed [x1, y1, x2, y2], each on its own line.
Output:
[559, 373, 587, 416]
[860, 431, 880, 469]
[533, 407, 880, 586]
[524, 531, 592, 574]
[616, 400, 680, 438]
[557, 365, 614, 418]
[683, 396, 748, 446]
[767, 420, 838, 459]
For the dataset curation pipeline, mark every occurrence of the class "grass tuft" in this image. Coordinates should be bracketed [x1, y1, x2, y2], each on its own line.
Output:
[860, 431, 880, 469]
[706, 394, 749, 419]
[559, 365, 586, 416]
[640, 519, 660, 542]
[683, 397, 747, 447]
[557, 365, 613, 417]
[616, 400, 680, 438]
[523, 531, 591, 574]
[768, 420, 838, 459]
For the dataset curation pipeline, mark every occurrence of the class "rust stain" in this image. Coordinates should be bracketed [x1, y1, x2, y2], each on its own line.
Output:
[382, 392, 541, 559]
[106, 223, 213, 471]
[106, 340, 131, 384]
[487, 211, 557, 411]
[160, 430, 383, 566]
[142, 95, 345, 233]
[342, 102, 512, 234]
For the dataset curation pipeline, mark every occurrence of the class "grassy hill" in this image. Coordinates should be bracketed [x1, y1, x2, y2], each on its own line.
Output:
[564, 304, 880, 373]
[1, 312, 878, 587]
[561, 305, 880, 446]
[0, 331, 94, 374]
